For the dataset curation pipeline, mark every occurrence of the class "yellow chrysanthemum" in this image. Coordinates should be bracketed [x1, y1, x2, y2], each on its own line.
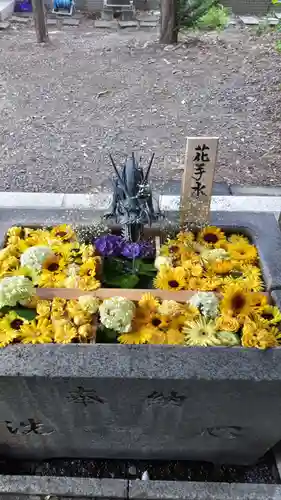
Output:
[80, 244, 95, 263]
[53, 319, 77, 344]
[208, 259, 233, 275]
[257, 305, 281, 325]
[188, 276, 222, 292]
[157, 300, 183, 317]
[227, 242, 258, 264]
[78, 323, 95, 341]
[20, 318, 53, 344]
[238, 264, 263, 292]
[51, 297, 67, 319]
[138, 293, 160, 312]
[118, 326, 153, 345]
[250, 292, 268, 310]
[79, 276, 101, 291]
[36, 300, 51, 318]
[183, 317, 221, 347]
[197, 226, 226, 248]
[7, 226, 23, 238]
[51, 224, 76, 242]
[38, 270, 67, 288]
[164, 328, 185, 345]
[228, 234, 250, 245]
[176, 231, 195, 244]
[215, 314, 240, 333]
[23, 229, 52, 247]
[154, 266, 186, 291]
[241, 318, 280, 349]
[220, 285, 252, 320]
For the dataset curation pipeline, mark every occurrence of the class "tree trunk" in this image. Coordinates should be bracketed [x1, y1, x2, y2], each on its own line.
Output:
[32, 0, 49, 43]
[159, 0, 178, 44]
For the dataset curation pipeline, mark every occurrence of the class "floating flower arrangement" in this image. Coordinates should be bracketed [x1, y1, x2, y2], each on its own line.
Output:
[0, 224, 280, 349]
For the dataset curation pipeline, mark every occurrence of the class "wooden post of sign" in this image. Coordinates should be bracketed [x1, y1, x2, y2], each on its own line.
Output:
[32, 0, 49, 43]
[180, 137, 219, 227]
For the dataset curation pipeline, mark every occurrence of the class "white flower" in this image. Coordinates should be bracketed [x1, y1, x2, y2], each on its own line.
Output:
[200, 248, 229, 263]
[78, 295, 99, 315]
[20, 246, 54, 272]
[154, 255, 173, 270]
[0, 276, 35, 309]
[189, 292, 219, 319]
[99, 297, 136, 333]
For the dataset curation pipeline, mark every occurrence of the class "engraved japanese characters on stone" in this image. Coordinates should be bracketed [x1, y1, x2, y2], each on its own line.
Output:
[67, 386, 105, 407]
[203, 426, 243, 439]
[146, 391, 186, 406]
[5, 418, 54, 436]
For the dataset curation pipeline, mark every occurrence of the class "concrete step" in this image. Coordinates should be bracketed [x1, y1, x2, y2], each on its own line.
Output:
[0, 0, 15, 21]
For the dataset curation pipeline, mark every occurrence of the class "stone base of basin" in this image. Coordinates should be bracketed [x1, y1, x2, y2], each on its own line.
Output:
[0, 476, 281, 500]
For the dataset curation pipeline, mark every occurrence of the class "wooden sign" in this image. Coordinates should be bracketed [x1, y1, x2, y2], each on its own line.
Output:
[180, 137, 219, 227]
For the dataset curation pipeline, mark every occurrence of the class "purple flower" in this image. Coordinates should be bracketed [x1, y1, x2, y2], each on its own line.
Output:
[121, 241, 155, 259]
[139, 241, 154, 258]
[94, 235, 124, 257]
[121, 243, 142, 259]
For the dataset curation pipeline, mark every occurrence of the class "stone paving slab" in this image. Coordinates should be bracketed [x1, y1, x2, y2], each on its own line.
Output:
[118, 20, 139, 28]
[94, 19, 119, 28]
[239, 15, 260, 24]
[230, 185, 281, 196]
[139, 20, 158, 27]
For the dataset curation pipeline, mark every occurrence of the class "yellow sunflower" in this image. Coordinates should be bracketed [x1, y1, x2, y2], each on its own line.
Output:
[257, 305, 281, 325]
[160, 239, 185, 258]
[139, 293, 160, 312]
[215, 314, 240, 333]
[197, 226, 226, 248]
[20, 318, 53, 344]
[79, 258, 98, 277]
[51, 224, 76, 242]
[227, 242, 258, 264]
[53, 319, 77, 344]
[183, 317, 221, 347]
[154, 266, 186, 291]
[241, 318, 280, 349]
[0, 311, 25, 346]
[147, 313, 170, 330]
[220, 285, 252, 320]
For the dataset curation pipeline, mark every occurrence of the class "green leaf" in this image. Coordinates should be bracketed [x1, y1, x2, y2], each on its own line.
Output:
[118, 274, 139, 288]
[104, 274, 139, 289]
[134, 259, 156, 276]
[14, 307, 36, 321]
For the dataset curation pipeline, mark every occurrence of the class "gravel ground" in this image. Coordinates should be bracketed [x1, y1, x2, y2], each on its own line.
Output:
[0, 23, 281, 193]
